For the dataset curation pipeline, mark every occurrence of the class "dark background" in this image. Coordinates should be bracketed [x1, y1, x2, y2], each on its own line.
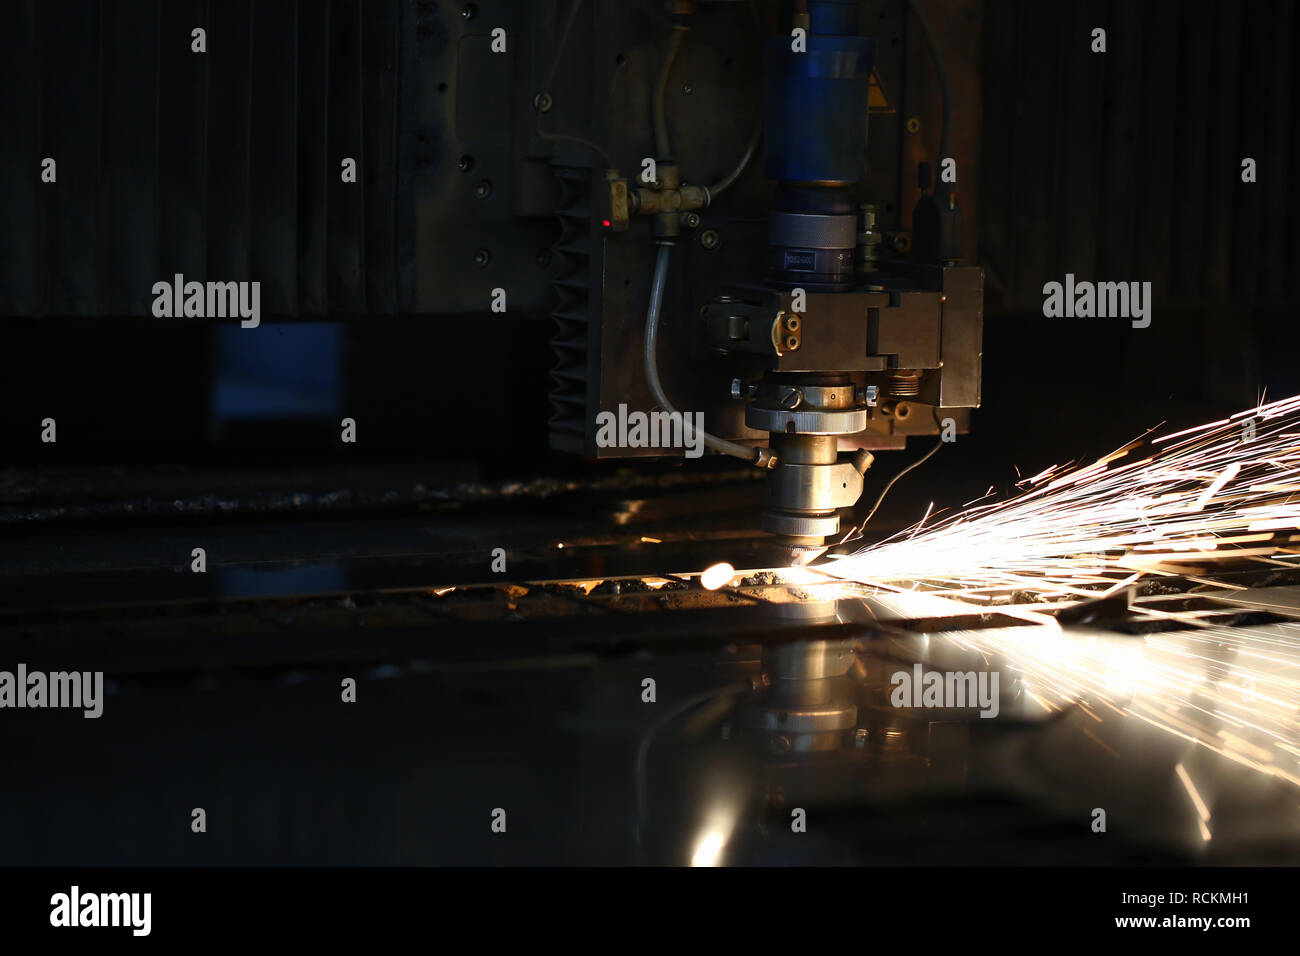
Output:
[1, 0, 1298, 866]
[0, 0, 1294, 475]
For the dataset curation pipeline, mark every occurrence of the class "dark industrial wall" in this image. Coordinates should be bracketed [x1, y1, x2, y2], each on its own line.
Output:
[979, 0, 1297, 314]
[8, 0, 1296, 320]
[4, 0, 1298, 467]
[0, 0, 554, 318]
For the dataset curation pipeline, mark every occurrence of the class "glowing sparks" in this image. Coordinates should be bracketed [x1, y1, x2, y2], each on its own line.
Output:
[823, 394, 1300, 791]
[827, 394, 1300, 594]
[1175, 762, 1212, 823]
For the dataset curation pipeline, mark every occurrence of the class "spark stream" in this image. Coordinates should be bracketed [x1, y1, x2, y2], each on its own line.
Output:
[824, 394, 1300, 599]
[821, 395, 1300, 791]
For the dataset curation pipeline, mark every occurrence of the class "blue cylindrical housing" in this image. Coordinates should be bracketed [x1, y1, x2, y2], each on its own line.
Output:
[808, 0, 859, 37]
[764, 11, 874, 290]
[763, 34, 875, 185]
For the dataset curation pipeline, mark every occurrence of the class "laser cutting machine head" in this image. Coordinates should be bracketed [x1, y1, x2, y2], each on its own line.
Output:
[741, 0, 977, 562]
[549, 0, 982, 561]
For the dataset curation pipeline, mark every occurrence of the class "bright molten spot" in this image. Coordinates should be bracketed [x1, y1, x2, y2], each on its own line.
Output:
[700, 562, 736, 590]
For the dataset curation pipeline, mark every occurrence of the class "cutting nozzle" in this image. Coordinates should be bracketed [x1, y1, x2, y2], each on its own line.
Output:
[783, 544, 829, 567]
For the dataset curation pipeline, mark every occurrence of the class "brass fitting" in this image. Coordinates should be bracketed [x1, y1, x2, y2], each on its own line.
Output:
[627, 164, 709, 238]
[600, 169, 631, 231]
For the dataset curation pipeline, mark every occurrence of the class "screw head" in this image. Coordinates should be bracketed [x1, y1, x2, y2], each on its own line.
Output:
[461, 3, 476, 19]
[682, 211, 701, 229]
[892, 232, 910, 252]
[474, 180, 492, 200]
[473, 248, 490, 268]
[682, 83, 693, 94]
[700, 229, 720, 249]
[536, 249, 552, 268]
[458, 155, 475, 172]
[779, 387, 802, 410]
[905, 116, 921, 133]
[533, 92, 553, 113]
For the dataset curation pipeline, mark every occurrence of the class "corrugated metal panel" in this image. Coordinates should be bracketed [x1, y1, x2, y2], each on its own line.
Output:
[979, 0, 1297, 313]
[0, 0, 553, 318]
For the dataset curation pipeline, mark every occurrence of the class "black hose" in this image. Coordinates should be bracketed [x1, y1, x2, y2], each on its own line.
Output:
[704, 0, 763, 200]
[906, 0, 951, 177]
[653, 25, 689, 159]
[535, 0, 614, 168]
[707, 112, 762, 200]
[838, 408, 947, 545]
